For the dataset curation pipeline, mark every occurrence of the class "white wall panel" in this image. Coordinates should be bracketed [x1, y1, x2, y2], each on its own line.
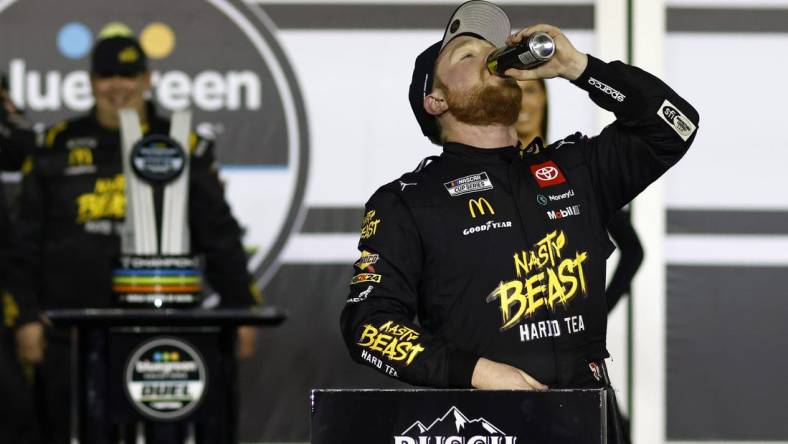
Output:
[665, 33, 788, 210]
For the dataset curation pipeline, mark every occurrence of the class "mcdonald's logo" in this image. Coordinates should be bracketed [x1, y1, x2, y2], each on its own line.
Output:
[68, 147, 93, 166]
[468, 198, 494, 218]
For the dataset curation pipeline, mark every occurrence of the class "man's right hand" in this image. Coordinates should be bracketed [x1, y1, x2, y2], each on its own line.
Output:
[471, 357, 548, 390]
[15, 321, 45, 365]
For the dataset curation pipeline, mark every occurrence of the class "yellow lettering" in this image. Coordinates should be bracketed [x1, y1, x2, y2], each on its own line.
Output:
[382, 337, 402, 360]
[487, 280, 524, 331]
[405, 343, 425, 365]
[68, 148, 93, 166]
[523, 272, 546, 318]
[514, 251, 529, 278]
[557, 259, 578, 303]
[546, 267, 569, 309]
[370, 333, 391, 352]
[357, 324, 378, 347]
[574, 251, 588, 293]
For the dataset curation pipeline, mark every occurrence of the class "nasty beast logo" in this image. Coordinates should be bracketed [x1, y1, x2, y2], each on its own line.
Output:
[0, 1, 309, 288]
[395, 406, 517, 444]
[361, 210, 381, 240]
[487, 231, 588, 331]
[357, 320, 425, 366]
[76, 174, 125, 223]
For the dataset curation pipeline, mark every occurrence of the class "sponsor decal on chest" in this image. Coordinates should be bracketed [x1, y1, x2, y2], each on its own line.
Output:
[529, 160, 566, 188]
[546, 205, 581, 220]
[443, 172, 493, 197]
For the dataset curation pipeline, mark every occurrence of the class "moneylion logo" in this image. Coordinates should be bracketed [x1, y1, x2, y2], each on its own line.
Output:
[468, 198, 494, 218]
[0, 0, 309, 287]
[395, 406, 517, 444]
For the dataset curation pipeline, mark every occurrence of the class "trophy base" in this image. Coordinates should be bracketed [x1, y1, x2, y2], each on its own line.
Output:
[113, 255, 203, 309]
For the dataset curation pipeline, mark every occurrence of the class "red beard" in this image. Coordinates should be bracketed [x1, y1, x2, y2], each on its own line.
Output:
[446, 77, 522, 127]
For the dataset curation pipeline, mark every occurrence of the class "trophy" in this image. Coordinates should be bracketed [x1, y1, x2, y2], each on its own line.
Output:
[113, 108, 203, 308]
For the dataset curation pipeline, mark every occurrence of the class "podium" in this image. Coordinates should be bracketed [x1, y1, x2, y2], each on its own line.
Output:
[311, 389, 607, 443]
[47, 307, 286, 444]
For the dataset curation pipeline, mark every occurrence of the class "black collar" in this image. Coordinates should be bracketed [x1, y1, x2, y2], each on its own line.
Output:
[442, 137, 544, 163]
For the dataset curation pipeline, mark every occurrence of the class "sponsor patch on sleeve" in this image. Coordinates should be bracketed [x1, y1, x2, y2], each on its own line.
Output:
[354, 251, 380, 272]
[657, 99, 696, 141]
[351, 273, 382, 285]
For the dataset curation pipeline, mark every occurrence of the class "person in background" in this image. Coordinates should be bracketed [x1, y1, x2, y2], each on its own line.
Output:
[0, 79, 40, 444]
[6, 33, 261, 443]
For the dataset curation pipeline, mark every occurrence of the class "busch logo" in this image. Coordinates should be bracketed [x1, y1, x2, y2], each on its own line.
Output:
[395, 407, 517, 444]
[546, 205, 581, 220]
[588, 77, 626, 102]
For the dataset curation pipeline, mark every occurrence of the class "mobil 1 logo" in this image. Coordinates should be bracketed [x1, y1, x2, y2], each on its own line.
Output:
[125, 337, 207, 420]
[0, 0, 309, 286]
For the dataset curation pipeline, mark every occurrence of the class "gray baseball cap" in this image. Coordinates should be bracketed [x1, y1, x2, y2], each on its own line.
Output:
[441, 0, 511, 50]
[409, 1, 512, 145]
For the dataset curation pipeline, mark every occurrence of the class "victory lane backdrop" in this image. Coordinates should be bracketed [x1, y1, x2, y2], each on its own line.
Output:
[5, 0, 786, 442]
[0, 0, 604, 441]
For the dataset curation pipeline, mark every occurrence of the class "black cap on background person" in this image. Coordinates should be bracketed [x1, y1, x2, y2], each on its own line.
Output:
[90, 36, 148, 77]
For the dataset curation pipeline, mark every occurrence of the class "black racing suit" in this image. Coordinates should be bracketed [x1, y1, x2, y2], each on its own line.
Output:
[0, 101, 40, 444]
[6, 102, 259, 443]
[340, 55, 699, 390]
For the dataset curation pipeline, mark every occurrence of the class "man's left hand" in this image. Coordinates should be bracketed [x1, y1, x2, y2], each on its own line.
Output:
[503, 24, 588, 82]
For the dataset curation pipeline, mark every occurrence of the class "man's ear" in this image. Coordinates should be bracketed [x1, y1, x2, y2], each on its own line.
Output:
[424, 90, 448, 117]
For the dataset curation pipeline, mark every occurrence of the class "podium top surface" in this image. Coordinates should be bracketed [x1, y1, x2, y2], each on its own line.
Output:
[45, 307, 287, 327]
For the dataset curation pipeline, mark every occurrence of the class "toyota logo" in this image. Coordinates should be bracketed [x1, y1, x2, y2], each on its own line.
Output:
[535, 166, 559, 181]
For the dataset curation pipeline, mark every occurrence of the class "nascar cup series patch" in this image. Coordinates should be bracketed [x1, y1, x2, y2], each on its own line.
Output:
[444, 172, 493, 197]
[658, 99, 696, 141]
